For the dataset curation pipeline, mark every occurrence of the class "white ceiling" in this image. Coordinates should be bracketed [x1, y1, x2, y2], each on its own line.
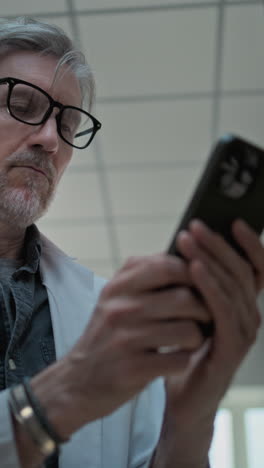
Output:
[2, 1, 264, 280]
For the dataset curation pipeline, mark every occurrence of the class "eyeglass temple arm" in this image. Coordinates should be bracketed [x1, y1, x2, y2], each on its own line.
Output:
[75, 128, 94, 138]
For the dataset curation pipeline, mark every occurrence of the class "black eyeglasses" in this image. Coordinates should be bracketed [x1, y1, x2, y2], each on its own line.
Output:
[0, 77, 102, 150]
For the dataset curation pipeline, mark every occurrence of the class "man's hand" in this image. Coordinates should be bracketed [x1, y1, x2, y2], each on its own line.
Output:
[30, 218, 264, 468]
[151, 219, 264, 468]
[31, 250, 211, 442]
[52, 253, 212, 436]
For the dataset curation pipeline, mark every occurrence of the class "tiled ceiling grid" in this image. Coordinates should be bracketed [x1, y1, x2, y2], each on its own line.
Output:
[3, 1, 264, 278]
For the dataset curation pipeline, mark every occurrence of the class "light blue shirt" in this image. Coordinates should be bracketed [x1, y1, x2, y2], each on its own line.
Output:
[0, 234, 165, 468]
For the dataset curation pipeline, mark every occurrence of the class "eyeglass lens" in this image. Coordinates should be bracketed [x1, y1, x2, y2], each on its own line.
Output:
[0, 81, 95, 149]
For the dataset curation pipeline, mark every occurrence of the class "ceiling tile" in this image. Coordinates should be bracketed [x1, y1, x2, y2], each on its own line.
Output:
[36, 222, 112, 260]
[107, 166, 203, 217]
[115, 218, 177, 260]
[78, 8, 217, 97]
[76, 0, 218, 8]
[218, 95, 264, 149]
[37, 16, 74, 39]
[222, 5, 264, 91]
[0, 0, 67, 15]
[97, 99, 212, 165]
[40, 170, 105, 220]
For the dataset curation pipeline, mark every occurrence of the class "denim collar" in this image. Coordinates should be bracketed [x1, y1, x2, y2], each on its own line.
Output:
[13, 224, 42, 279]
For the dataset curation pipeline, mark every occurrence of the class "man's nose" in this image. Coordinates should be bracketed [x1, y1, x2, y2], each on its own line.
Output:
[26, 114, 60, 153]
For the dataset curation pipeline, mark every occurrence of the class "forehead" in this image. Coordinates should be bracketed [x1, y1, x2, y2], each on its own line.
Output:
[0, 51, 82, 107]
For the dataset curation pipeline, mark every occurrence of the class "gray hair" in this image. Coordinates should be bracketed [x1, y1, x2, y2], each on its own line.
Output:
[0, 16, 95, 110]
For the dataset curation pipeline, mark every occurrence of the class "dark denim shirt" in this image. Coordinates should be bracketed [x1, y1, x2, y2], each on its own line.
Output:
[0, 224, 57, 467]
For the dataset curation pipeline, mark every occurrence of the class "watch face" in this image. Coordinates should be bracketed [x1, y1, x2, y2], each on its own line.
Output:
[218, 148, 259, 199]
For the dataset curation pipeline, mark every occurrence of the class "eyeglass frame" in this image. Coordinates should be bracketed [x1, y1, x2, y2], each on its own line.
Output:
[0, 76, 102, 149]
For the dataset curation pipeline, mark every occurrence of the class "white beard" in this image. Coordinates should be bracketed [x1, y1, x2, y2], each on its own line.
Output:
[0, 150, 57, 229]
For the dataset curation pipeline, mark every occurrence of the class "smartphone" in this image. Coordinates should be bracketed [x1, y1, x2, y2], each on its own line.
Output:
[167, 134, 264, 259]
[166, 134, 264, 338]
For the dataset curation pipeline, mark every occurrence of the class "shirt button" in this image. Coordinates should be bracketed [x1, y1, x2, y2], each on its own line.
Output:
[8, 358, 16, 370]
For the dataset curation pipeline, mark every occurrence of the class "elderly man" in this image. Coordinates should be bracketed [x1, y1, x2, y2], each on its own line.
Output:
[0, 15, 263, 468]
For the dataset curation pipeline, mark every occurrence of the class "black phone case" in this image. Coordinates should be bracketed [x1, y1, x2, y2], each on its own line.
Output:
[167, 134, 264, 258]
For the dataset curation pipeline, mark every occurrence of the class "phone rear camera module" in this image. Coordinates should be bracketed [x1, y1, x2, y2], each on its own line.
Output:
[218, 150, 259, 199]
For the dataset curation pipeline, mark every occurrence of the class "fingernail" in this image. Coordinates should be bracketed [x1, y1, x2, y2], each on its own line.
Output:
[189, 219, 206, 231]
[234, 219, 248, 231]
[177, 230, 189, 240]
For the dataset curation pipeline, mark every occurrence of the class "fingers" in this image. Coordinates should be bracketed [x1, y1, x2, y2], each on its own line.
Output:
[98, 287, 210, 329]
[141, 288, 210, 323]
[140, 350, 193, 379]
[116, 320, 205, 352]
[188, 220, 256, 296]
[232, 219, 264, 293]
[103, 254, 192, 296]
[188, 221, 258, 321]
[176, 221, 261, 339]
[176, 229, 235, 298]
[190, 259, 258, 345]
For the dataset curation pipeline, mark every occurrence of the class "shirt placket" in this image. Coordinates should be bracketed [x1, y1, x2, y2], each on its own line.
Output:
[0, 284, 11, 391]
[5, 276, 34, 387]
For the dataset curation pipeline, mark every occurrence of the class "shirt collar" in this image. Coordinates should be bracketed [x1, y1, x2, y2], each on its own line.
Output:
[13, 224, 42, 278]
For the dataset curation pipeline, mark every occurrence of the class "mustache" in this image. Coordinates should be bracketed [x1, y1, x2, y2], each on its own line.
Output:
[6, 150, 57, 183]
